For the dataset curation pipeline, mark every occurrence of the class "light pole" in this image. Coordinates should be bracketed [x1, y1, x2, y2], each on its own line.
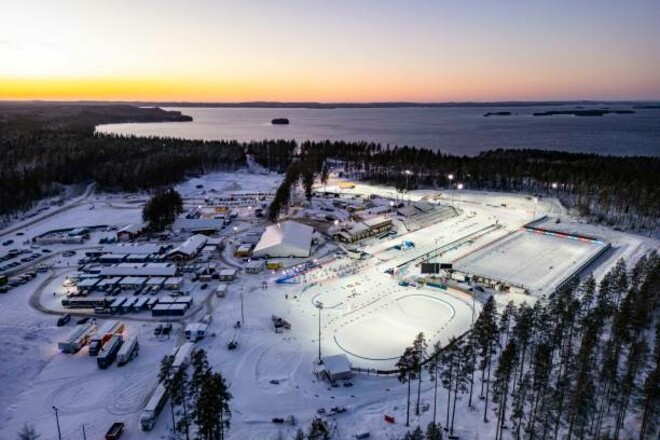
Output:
[551, 182, 559, 216]
[233, 226, 238, 248]
[405, 170, 412, 205]
[52, 406, 62, 440]
[532, 197, 538, 220]
[240, 286, 245, 325]
[453, 183, 463, 206]
[448, 174, 454, 206]
[315, 301, 323, 364]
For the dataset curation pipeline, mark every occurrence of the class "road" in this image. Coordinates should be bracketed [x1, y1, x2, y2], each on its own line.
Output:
[0, 182, 96, 238]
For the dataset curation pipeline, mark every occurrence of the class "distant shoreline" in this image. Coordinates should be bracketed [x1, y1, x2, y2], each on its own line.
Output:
[2, 99, 659, 110]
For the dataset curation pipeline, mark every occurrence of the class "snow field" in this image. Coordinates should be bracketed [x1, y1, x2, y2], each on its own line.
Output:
[2, 173, 656, 440]
[455, 230, 608, 297]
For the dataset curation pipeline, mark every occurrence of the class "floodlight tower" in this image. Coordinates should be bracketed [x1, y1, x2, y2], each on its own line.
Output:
[452, 182, 463, 206]
[52, 406, 62, 440]
[315, 301, 324, 364]
[405, 170, 413, 204]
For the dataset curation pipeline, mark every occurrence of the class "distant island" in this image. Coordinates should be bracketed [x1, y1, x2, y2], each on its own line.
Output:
[271, 118, 290, 125]
[533, 109, 635, 117]
[0, 102, 192, 133]
[483, 111, 512, 117]
[634, 104, 660, 109]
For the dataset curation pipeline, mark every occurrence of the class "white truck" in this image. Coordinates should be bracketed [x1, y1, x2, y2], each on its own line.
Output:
[140, 384, 168, 431]
[116, 335, 139, 366]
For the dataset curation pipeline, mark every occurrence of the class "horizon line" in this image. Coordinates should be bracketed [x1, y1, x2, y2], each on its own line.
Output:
[1, 98, 659, 107]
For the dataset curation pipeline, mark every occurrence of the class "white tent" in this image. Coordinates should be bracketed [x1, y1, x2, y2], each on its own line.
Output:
[252, 221, 313, 258]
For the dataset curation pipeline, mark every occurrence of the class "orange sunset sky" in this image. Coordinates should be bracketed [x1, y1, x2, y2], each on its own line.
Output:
[1, 0, 659, 102]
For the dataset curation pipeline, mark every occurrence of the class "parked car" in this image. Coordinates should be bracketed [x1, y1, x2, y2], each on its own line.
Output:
[57, 314, 72, 327]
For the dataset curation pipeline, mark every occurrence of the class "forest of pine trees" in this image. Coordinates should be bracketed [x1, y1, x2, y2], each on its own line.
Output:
[1, 106, 657, 233]
[386, 252, 659, 440]
[142, 189, 184, 232]
[159, 349, 232, 440]
[262, 142, 658, 234]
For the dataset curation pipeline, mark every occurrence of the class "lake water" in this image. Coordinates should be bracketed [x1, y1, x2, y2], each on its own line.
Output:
[96, 106, 660, 157]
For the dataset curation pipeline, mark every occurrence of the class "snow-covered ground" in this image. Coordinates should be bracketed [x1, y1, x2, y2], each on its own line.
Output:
[454, 230, 608, 297]
[0, 170, 657, 440]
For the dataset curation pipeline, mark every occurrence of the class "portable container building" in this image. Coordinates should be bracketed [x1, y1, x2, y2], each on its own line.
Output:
[120, 297, 137, 313]
[146, 297, 159, 309]
[133, 297, 149, 312]
[184, 323, 208, 342]
[151, 304, 171, 317]
[109, 297, 127, 313]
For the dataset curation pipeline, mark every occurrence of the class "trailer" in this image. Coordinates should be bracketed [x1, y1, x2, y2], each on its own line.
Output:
[140, 384, 168, 431]
[215, 284, 228, 298]
[117, 335, 139, 366]
[88, 320, 125, 356]
[105, 422, 125, 440]
[58, 323, 96, 354]
[172, 342, 195, 371]
[97, 334, 123, 369]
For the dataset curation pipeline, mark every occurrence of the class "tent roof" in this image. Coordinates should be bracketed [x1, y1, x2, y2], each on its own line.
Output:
[253, 221, 313, 255]
[322, 354, 352, 375]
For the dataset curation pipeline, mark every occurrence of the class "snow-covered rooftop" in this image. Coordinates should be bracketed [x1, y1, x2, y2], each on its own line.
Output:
[322, 354, 352, 375]
[253, 221, 313, 258]
[98, 263, 177, 277]
[173, 218, 224, 232]
[168, 234, 208, 257]
[102, 243, 162, 255]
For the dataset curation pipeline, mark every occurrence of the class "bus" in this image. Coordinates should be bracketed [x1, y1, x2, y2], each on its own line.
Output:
[61, 297, 111, 309]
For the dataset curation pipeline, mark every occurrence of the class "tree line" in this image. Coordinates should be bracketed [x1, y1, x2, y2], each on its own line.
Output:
[2, 106, 657, 234]
[260, 142, 659, 234]
[388, 252, 658, 440]
[0, 129, 246, 217]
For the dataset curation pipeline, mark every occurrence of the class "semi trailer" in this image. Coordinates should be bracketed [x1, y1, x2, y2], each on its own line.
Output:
[97, 334, 123, 369]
